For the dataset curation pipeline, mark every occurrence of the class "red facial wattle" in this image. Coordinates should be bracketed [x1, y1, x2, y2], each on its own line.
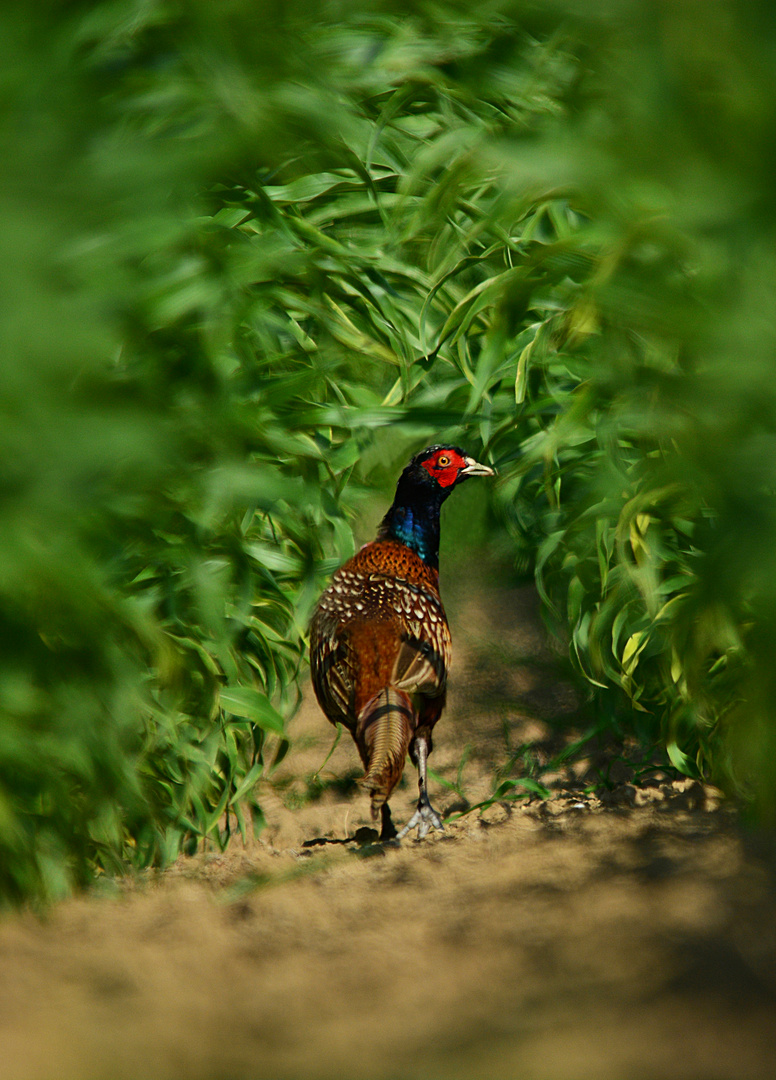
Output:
[420, 450, 465, 488]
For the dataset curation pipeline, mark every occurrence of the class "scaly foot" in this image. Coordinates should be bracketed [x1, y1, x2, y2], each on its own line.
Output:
[396, 794, 444, 840]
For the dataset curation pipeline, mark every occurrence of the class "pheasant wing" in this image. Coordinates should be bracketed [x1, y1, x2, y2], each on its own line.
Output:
[389, 581, 450, 697]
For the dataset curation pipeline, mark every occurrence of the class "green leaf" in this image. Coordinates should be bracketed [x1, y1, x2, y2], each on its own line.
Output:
[219, 688, 286, 734]
[666, 740, 699, 779]
[495, 777, 551, 799]
[230, 760, 265, 802]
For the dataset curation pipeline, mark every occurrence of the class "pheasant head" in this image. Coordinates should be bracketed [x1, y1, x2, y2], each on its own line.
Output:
[376, 445, 495, 568]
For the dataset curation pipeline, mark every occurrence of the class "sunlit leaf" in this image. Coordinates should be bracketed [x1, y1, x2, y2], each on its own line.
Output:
[219, 688, 286, 734]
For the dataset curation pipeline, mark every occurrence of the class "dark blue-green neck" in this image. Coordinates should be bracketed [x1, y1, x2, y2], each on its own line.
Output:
[377, 481, 446, 569]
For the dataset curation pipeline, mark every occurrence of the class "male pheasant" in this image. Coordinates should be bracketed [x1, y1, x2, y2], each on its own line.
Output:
[309, 445, 494, 840]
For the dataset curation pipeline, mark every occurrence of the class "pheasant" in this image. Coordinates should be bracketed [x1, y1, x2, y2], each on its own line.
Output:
[309, 445, 494, 840]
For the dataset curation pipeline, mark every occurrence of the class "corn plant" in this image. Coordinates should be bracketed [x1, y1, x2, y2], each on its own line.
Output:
[3, 0, 776, 906]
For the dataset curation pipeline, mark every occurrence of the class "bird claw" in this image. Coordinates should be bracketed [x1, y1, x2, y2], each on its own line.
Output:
[396, 799, 444, 841]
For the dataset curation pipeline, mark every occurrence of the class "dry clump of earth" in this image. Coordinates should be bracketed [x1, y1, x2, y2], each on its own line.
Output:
[0, 585, 774, 1080]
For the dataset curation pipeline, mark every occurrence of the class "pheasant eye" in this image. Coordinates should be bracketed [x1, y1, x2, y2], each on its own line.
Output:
[436, 455, 450, 468]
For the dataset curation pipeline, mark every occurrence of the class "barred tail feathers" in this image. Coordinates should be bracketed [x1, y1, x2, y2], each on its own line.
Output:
[357, 687, 414, 817]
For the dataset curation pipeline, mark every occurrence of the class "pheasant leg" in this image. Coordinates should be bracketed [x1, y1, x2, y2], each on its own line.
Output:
[379, 802, 397, 841]
[396, 735, 444, 840]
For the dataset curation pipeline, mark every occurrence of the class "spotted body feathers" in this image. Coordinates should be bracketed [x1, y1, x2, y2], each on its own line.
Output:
[309, 541, 450, 806]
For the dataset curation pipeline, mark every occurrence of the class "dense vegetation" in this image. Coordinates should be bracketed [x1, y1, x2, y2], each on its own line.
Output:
[1, 0, 775, 903]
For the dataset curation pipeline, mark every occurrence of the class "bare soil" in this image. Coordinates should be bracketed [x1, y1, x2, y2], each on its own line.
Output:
[1, 584, 775, 1080]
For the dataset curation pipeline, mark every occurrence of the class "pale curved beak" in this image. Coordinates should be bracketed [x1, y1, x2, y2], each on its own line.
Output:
[461, 456, 496, 477]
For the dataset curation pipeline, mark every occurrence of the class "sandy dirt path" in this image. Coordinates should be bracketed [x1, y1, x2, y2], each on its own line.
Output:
[0, 585, 774, 1080]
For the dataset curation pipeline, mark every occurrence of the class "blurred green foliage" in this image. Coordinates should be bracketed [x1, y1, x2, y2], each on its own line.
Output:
[2, 0, 776, 902]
